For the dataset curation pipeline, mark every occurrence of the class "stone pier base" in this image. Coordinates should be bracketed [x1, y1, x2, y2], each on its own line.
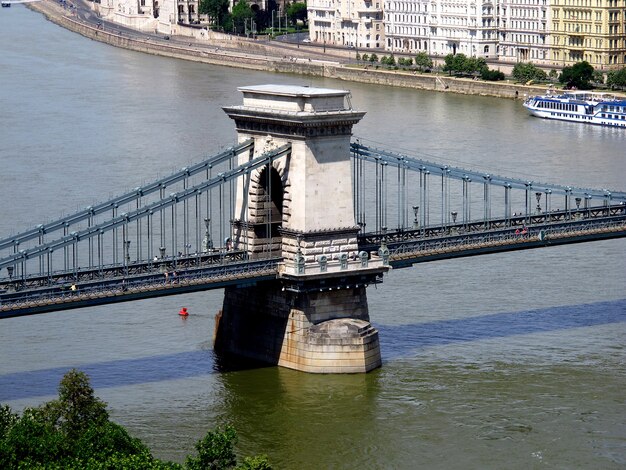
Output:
[214, 281, 382, 373]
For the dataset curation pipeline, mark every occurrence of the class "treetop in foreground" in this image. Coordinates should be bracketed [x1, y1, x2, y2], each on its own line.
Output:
[0, 370, 271, 469]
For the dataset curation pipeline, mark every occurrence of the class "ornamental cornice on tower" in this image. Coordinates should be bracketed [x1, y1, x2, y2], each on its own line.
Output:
[223, 84, 366, 138]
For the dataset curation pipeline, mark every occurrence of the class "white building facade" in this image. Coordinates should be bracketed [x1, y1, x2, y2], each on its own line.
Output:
[383, 0, 430, 51]
[498, 0, 550, 64]
[96, 0, 199, 33]
[308, 0, 385, 49]
[383, 0, 499, 58]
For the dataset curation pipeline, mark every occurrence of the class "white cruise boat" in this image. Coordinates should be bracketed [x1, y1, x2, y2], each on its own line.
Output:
[523, 90, 626, 128]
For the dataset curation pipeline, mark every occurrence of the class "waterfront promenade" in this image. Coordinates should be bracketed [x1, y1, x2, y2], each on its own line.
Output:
[26, 0, 550, 100]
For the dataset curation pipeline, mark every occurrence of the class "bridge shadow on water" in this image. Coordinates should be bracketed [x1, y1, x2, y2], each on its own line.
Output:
[377, 298, 626, 361]
[1, 299, 624, 402]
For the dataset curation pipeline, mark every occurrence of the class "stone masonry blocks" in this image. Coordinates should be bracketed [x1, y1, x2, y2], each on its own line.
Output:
[215, 281, 381, 373]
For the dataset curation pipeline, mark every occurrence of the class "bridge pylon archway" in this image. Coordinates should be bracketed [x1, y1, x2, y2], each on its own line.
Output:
[233, 161, 287, 258]
[217, 85, 388, 373]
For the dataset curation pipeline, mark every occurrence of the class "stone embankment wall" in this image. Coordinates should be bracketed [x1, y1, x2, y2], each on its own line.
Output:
[28, 1, 548, 99]
[328, 67, 548, 99]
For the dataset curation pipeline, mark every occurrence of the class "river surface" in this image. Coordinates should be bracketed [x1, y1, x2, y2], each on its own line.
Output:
[1, 6, 625, 469]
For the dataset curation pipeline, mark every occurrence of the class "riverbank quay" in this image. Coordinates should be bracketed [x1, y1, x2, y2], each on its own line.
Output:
[27, 0, 548, 100]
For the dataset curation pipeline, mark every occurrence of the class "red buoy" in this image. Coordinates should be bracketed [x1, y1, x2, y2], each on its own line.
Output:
[179, 307, 189, 316]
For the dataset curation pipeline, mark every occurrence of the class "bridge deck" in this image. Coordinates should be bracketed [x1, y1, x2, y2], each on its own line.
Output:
[1, 213, 624, 318]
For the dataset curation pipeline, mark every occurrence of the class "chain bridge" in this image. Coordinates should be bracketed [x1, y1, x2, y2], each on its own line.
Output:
[1, 85, 625, 373]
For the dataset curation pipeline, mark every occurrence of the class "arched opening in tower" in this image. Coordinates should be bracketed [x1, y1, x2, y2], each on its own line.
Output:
[252, 165, 283, 256]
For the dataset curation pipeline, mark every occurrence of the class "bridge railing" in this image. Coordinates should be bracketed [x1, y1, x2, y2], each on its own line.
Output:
[365, 218, 626, 267]
[0, 249, 248, 292]
[358, 204, 626, 246]
[0, 257, 281, 314]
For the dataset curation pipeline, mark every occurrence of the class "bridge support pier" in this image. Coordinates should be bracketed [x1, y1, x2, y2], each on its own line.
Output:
[217, 84, 386, 373]
[215, 279, 382, 373]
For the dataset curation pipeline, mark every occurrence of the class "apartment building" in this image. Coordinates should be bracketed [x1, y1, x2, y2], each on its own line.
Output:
[308, 0, 385, 49]
[550, 0, 626, 68]
[427, 0, 498, 57]
[383, 0, 429, 52]
[498, 0, 550, 64]
[382, 0, 499, 57]
[310, 0, 625, 69]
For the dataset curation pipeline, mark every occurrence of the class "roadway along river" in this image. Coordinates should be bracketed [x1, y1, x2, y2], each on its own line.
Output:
[1, 6, 625, 469]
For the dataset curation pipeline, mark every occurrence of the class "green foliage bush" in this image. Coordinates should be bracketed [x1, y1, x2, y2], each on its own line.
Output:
[414, 52, 433, 71]
[559, 61, 595, 89]
[480, 69, 505, 81]
[442, 53, 488, 77]
[380, 55, 396, 66]
[512, 62, 547, 83]
[0, 371, 271, 470]
[607, 67, 626, 89]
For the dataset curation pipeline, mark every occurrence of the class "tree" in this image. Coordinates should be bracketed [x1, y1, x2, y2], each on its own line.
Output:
[199, 0, 230, 29]
[0, 370, 270, 469]
[55, 369, 109, 439]
[607, 67, 626, 89]
[237, 455, 272, 470]
[286, 2, 307, 25]
[414, 52, 433, 71]
[442, 53, 469, 75]
[231, 0, 254, 35]
[512, 62, 547, 83]
[592, 70, 604, 86]
[185, 425, 238, 470]
[368, 53, 378, 63]
[442, 53, 485, 76]
[380, 55, 396, 66]
[559, 61, 595, 89]
[464, 56, 487, 76]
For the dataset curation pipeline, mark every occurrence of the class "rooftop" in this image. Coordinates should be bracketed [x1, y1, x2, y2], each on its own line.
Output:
[238, 84, 350, 97]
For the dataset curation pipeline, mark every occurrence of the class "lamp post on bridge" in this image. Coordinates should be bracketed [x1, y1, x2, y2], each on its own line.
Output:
[535, 192, 542, 214]
[585, 194, 592, 219]
[544, 189, 552, 222]
[202, 217, 213, 252]
[575, 197, 582, 219]
[6, 266, 13, 291]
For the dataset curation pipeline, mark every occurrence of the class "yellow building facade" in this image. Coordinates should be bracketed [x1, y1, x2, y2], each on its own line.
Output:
[550, 0, 626, 69]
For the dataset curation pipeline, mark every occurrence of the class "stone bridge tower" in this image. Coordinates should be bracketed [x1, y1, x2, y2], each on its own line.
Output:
[215, 85, 387, 373]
